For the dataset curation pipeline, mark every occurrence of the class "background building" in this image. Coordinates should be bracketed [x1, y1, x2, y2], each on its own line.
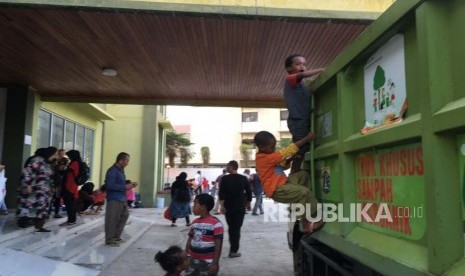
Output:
[166, 105, 291, 168]
[0, 90, 169, 208]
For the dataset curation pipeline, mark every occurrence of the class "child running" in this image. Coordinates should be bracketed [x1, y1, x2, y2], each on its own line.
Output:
[154, 245, 189, 276]
[254, 130, 324, 233]
[185, 194, 223, 276]
[284, 54, 324, 174]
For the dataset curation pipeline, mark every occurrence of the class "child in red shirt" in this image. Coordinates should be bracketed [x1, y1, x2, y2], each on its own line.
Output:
[92, 184, 106, 213]
[185, 194, 223, 275]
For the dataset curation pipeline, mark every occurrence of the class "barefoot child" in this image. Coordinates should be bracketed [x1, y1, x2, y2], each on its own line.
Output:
[284, 54, 324, 174]
[254, 130, 324, 233]
[92, 184, 106, 213]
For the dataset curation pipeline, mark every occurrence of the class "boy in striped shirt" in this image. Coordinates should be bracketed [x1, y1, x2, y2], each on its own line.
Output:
[185, 194, 223, 276]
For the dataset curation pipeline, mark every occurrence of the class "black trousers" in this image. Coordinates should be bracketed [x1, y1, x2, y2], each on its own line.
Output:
[225, 210, 245, 253]
[17, 217, 45, 229]
[62, 189, 77, 223]
[172, 216, 190, 224]
[49, 194, 61, 215]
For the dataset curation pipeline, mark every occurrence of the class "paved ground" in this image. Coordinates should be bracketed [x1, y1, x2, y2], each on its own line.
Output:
[102, 199, 294, 276]
[0, 198, 295, 276]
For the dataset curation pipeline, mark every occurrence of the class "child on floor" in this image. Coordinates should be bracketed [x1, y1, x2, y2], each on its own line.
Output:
[185, 194, 223, 276]
[254, 130, 324, 233]
[92, 184, 106, 213]
[155, 245, 189, 276]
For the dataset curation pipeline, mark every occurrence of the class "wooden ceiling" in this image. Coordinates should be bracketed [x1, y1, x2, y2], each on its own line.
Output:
[0, 5, 372, 107]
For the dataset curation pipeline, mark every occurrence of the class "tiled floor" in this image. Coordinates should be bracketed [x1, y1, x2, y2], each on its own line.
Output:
[0, 209, 154, 275]
[0, 201, 294, 276]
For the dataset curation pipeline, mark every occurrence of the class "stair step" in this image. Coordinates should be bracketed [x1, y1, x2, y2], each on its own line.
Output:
[68, 216, 153, 269]
[0, 209, 155, 272]
[35, 220, 105, 261]
[0, 215, 103, 252]
[0, 212, 102, 243]
[0, 247, 99, 276]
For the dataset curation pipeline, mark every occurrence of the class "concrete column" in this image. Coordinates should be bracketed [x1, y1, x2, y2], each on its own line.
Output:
[1, 86, 35, 208]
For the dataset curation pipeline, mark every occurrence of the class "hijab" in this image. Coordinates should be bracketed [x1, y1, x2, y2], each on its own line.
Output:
[24, 147, 57, 167]
[80, 182, 95, 194]
[66, 150, 82, 162]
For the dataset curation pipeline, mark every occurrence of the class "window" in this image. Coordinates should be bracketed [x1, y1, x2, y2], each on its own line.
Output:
[280, 110, 289, 121]
[51, 116, 64, 148]
[242, 112, 258, 122]
[37, 109, 94, 167]
[75, 124, 85, 152]
[37, 110, 51, 148]
[64, 121, 75, 151]
[84, 129, 94, 165]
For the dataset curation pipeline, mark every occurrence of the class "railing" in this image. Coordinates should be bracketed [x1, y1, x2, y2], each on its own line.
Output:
[298, 236, 381, 276]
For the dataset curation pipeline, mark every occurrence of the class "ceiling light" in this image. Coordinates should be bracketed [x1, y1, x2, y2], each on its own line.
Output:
[102, 68, 117, 77]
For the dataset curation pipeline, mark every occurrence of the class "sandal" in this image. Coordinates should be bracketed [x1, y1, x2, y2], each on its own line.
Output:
[303, 219, 326, 234]
[35, 228, 52, 232]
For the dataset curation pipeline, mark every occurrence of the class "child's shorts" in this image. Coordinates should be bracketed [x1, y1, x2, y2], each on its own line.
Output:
[185, 258, 213, 276]
[287, 119, 310, 155]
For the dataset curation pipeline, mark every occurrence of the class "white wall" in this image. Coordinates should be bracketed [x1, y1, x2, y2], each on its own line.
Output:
[166, 106, 290, 166]
[164, 167, 257, 185]
[167, 106, 243, 165]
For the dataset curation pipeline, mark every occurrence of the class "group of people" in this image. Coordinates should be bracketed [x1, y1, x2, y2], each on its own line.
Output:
[190, 171, 217, 196]
[10, 147, 137, 247]
[161, 160, 253, 275]
[15, 147, 82, 231]
[1, 53, 324, 274]
[13, 147, 104, 231]
[156, 54, 326, 275]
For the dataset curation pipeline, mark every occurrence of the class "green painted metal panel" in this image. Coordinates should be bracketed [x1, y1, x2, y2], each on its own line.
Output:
[458, 134, 465, 225]
[315, 158, 340, 203]
[355, 143, 426, 241]
[308, 0, 465, 274]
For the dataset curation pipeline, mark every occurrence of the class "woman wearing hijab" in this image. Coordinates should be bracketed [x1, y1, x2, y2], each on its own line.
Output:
[16, 147, 58, 232]
[59, 149, 82, 226]
[169, 172, 192, 226]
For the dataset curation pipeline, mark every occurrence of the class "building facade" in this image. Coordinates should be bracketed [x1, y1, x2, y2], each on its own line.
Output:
[0, 88, 169, 208]
[166, 106, 291, 168]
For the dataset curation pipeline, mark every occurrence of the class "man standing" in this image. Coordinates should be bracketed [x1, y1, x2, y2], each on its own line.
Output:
[219, 160, 252, 258]
[250, 173, 264, 215]
[105, 152, 137, 246]
[242, 169, 253, 213]
[194, 170, 202, 195]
